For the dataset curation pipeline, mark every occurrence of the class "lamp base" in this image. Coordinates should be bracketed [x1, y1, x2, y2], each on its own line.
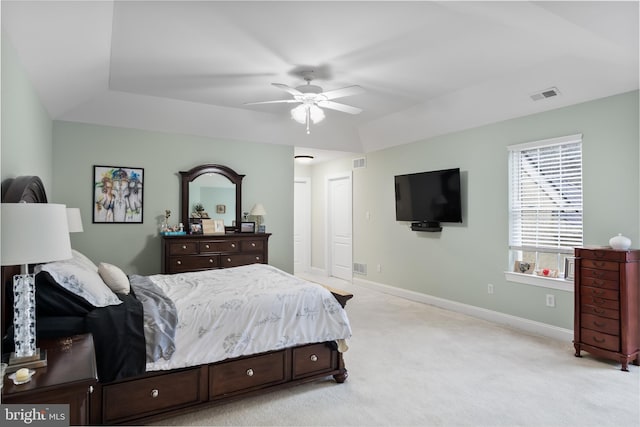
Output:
[5, 349, 47, 373]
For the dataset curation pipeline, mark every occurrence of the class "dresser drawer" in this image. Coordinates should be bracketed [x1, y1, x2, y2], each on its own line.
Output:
[168, 241, 198, 255]
[576, 248, 636, 262]
[580, 328, 620, 352]
[581, 259, 619, 271]
[580, 267, 619, 281]
[241, 239, 264, 252]
[581, 295, 619, 311]
[102, 368, 203, 423]
[292, 343, 334, 379]
[220, 253, 264, 268]
[200, 240, 239, 253]
[580, 285, 619, 301]
[168, 255, 220, 272]
[210, 351, 286, 398]
[581, 276, 619, 290]
[581, 304, 620, 320]
[581, 313, 620, 336]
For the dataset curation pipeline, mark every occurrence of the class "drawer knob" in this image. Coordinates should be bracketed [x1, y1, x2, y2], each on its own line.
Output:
[231, 243, 236, 248]
[182, 245, 187, 249]
[251, 243, 256, 247]
[89, 385, 94, 394]
[151, 389, 159, 398]
[591, 289, 605, 296]
[593, 336, 605, 344]
[176, 260, 182, 265]
[205, 244, 210, 249]
[227, 258, 232, 262]
[209, 258, 214, 263]
[594, 308, 605, 314]
[594, 321, 606, 328]
[255, 257, 260, 261]
[310, 354, 318, 362]
[246, 369, 254, 377]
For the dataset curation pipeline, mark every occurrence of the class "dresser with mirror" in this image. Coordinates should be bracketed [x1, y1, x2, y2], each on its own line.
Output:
[161, 164, 270, 274]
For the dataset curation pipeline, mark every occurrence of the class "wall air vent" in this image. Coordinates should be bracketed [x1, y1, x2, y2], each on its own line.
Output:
[353, 157, 366, 169]
[353, 263, 367, 275]
[530, 87, 560, 101]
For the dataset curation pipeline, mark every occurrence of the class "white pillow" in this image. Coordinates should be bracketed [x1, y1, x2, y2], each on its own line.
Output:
[71, 249, 98, 271]
[98, 262, 130, 295]
[37, 260, 122, 307]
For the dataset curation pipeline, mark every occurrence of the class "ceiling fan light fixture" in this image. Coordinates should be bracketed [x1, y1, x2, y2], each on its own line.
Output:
[308, 104, 325, 124]
[291, 104, 308, 124]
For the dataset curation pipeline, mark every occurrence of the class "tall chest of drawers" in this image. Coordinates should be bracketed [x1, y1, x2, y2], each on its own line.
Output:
[574, 247, 640, 371]
[162, 233, 271, 274]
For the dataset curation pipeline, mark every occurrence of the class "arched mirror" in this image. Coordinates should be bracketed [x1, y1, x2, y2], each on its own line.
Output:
[180, 164, 244, 232]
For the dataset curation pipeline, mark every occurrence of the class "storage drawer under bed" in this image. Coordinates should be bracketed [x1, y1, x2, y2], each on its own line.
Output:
[209, 351, 287, 399]
[101, 367, 205, 423]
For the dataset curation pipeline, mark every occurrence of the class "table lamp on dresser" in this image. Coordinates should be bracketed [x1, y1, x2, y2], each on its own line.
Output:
[0, 203, 72, 370]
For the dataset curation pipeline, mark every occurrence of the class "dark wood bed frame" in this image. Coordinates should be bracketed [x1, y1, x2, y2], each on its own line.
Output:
[1, 176, 352, 425]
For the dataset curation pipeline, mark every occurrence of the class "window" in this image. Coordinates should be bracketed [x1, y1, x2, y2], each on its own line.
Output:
[508, 134, 583, 280]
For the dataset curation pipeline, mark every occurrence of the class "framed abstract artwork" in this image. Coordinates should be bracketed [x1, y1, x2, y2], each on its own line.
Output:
[93, 165, 144, 223]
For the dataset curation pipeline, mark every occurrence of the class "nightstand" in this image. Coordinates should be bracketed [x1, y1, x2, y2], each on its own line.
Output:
[2, 334, 98, 425]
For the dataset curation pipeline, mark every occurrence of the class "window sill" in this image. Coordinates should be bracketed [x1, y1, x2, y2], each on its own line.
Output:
[504, 271, 574, 292]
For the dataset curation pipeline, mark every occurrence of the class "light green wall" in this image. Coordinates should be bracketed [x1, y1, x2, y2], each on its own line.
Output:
[1, 35, 53, 191]
[51, 121, 294, 275]
[313, 90, 639, 329]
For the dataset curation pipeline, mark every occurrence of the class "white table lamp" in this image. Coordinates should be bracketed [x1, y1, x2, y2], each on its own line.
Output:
[66, 207, 84, 233]
[250, 203, 267, 232]
[1, 203, 72, 368]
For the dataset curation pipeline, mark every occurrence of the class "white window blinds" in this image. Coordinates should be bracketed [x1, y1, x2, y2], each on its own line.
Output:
[508, 134, 583, 254]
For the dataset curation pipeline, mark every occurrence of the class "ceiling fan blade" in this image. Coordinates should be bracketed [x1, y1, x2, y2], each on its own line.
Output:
[320, 85, 364, 100]
[317, 100, 362, 115]
[272, 83, 303, 96]
[244, 99, 300, 106]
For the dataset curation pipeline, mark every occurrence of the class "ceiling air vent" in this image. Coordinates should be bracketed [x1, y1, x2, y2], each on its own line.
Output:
[353, 157, 366, 169]
[530, 87, 560, 101]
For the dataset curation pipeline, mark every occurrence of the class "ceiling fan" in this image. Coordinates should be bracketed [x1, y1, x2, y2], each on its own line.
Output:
[245, 72, 364, 134]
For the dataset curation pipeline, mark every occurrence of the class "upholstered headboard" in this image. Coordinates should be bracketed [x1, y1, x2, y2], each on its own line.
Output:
[1, 176, 48, 334]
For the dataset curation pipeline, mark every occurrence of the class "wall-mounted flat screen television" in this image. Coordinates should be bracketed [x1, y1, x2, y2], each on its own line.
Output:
[394, 168, 462, 224]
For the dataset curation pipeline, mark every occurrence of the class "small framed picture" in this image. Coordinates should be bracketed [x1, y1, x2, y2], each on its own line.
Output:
[514, 261, 535, 274]
[564, 257, 575, 280]
[240, 221, 255, 233]
[216, 204, 226, 214]
[189, 219, 202, 235]
[214, 219, 225, 234]
[201, 219, 215, 235]
[258, 224, 266, 233]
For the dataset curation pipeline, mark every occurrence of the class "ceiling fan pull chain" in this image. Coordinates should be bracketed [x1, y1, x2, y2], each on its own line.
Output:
[306, 106, 311, 134]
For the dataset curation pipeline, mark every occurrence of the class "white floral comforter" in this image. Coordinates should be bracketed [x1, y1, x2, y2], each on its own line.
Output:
[145, 264, 352, 372]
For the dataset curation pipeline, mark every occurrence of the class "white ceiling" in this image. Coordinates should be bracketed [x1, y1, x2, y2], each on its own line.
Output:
[2, 1, 638, 158]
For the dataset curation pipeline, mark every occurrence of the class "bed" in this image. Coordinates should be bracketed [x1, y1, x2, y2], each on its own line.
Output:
[1, 176, 353, 425]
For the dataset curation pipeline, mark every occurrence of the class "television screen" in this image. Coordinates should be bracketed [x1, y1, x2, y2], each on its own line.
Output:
[395, 168, 462, 223]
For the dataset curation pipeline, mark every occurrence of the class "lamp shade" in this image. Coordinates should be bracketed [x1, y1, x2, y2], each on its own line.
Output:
[66, 208, 84, 233]
[1, 203, 72, 266]
[250, 203, 267, 216]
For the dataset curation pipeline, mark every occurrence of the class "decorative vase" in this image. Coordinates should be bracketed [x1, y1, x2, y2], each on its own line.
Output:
[609, 234, 632, 250]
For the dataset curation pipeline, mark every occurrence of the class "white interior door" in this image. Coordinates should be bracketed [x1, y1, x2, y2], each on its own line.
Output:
[293, 177, 311, 274]
[327, 173, 352, 280]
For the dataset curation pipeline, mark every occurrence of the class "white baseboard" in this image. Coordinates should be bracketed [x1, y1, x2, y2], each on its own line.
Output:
[352, 277, 573, 342]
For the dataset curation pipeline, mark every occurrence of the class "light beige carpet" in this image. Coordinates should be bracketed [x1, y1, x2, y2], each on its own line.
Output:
[152, 276, 639, 426]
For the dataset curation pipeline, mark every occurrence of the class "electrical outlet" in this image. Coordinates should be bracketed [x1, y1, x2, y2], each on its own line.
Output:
[546, 294, 555, 307]
[487, 284, 494, 294]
